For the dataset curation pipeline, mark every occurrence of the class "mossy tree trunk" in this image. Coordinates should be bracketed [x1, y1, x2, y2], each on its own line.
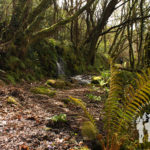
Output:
[81, 0, 118, 65]
[1, 0, 53, 57]
[144, 32, 150, 67]
[0, 0, 95, 58]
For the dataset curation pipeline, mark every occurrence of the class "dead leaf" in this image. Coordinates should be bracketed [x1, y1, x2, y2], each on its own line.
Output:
[19, 145, 29, 150]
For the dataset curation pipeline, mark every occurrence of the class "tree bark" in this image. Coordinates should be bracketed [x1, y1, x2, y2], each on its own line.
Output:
[0, 0, 95, 58]
[82, 0, 119, 65]
[30, 0, 96, 44]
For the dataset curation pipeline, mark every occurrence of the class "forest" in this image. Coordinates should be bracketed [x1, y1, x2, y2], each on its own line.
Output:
[0, 0, 150, 149]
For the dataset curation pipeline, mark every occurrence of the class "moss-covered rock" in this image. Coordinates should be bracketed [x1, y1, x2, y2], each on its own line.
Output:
[30, 86, 56, 97]
[46, 79, 72, 89]
[7, 96, 19, 105]
[46, 79, 56, 86]
[46, 79, 66, 88]
[54, 80, 66, 88]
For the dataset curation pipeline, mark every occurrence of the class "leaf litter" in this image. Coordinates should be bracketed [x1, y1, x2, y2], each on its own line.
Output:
[0, 82, 105, 150]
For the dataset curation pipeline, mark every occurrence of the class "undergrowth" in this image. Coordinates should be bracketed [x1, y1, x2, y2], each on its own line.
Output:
[69, 60, 150, 150]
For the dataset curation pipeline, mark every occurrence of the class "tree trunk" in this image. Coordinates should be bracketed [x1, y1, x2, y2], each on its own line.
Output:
[0, 0, 95, 58]
[82, 0, 118, 65]
[144, 32, 150, 67]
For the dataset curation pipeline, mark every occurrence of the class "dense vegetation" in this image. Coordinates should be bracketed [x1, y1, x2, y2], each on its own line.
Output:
[0, 0, 150, 149]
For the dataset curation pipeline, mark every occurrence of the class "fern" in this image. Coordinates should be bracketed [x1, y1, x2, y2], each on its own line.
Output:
[106, 66, 150, 149]
[69, 96, 99, 140]
[119, 68, 150, 128]
[69, 96, 96, 125]
[104, 60, 124, 131]
[69, 64, 150, 150]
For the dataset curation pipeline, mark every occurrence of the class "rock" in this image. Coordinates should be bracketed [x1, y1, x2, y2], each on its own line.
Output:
[54, 80, 66, 88]
[30, 86, 56, 97]
[46, 79, 56, 86]
[46, 79, 69, 88]
[71, 75, 91, 85]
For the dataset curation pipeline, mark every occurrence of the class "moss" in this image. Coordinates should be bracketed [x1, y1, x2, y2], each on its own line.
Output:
[6, 74, 16, 85]
[30, 86, 56, 97]
[49, 38, 61, 48]
[30, 39, 58, 77]
[7, 96, 19, 105]
[54, 80, 66, 88]
[46, 79, 69, 88]
[46, 79, 56, 85]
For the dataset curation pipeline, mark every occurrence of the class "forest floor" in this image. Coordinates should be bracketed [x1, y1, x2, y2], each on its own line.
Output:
[0, 81, 107, 150]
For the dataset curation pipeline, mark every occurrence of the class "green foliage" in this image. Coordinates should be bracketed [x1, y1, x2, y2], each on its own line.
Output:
[80, 146, 90, 150]
[30, 86, 56, 97]
[81, 121, 99, 140]
[94, 52, 110, 71]
[118, 70, 136, 86]
[30, 39, 58, 77]
[89, 85, 100, 92]
[104, 63, 124, 132]
[69, 96, 99, 140]
[86, 93, 101, 102]
[6, 56, 25, 70]
[70, 60, 150, 149]
[92, 70, 110, 87]
[103, 66, 150, 149]
[122, 69, 150, 123]
[46, 79, 70, 89]
[6, 74, 16, 85]
[50, 114, 67, 123]
[0, 37, 92, 82]
[49, 38, 61, 48]
[101, 70, 110, 79]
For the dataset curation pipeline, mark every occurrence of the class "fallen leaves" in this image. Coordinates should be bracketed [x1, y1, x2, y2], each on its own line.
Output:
[0, 82, 104, 149]
[19, 144, 29, 150]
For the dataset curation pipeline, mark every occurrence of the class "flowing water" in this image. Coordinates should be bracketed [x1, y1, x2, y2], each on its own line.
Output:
[71, 75, 91, 84]
[56, 58, 91, 84]
[56, 59, 65, 76]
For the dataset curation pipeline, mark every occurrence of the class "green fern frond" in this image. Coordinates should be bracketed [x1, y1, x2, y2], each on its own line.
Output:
[124, 81, 150, 119]
[117, 68, 150, 133]
[69, 96, 86, 109]
[81, 121, 99, 140]
[69, 96, 96, 126]
[69, 96, 99, 141]
[104, 62, 150, 149]
[104, 62, 124, 133]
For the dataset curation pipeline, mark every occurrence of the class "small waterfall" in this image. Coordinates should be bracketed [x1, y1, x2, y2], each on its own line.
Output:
[56, 58, 65, 76]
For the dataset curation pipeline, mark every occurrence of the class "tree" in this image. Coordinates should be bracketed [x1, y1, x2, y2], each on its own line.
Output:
[0, 0, 95, 58]
[81, 0, 119, 65]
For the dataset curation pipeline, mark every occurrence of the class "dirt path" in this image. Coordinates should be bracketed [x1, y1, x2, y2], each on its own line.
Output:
[0, 83, 105, 150]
